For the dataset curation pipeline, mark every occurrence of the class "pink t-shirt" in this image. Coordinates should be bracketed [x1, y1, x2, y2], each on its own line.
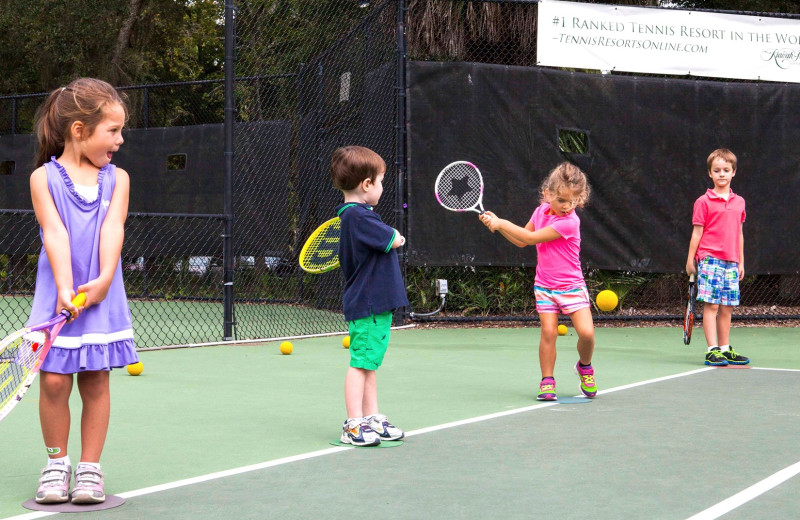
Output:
[530, 203, 584, 289]
[692, 189, 746, 263]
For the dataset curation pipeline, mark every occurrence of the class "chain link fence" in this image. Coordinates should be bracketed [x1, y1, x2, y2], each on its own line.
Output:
[2, 0, 799, 350]
[404, 0, 800, 323]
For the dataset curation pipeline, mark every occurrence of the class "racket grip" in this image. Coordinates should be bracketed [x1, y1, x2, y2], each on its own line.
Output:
[63, 293, 87, 322]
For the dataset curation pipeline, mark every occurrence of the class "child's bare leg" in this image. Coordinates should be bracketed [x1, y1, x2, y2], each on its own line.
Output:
[569, 307, 595, 364]
[77, 371, 110, 463]
[345, 367, 367, 418]
[703, 303, 719, 347]
[716, 305, 733, 346]
[39, 372, 74, 459]
[362, 370, 377, 417]
[539, 313, 558, 378]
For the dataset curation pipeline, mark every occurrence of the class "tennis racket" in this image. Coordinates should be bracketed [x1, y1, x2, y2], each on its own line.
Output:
[683, 274, 696, 345]
[0, 292, 86, 422]
[434, 161, 485, 214]
[299, 217, 341, 274]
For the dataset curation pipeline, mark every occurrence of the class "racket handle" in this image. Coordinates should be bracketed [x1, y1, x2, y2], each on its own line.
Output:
[63, 293, 87, 322]
[689, 274, 695, 282]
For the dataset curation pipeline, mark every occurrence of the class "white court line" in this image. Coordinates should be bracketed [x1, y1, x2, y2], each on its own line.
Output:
[3, 365, 795, 520]
[686, 460, 800, 520]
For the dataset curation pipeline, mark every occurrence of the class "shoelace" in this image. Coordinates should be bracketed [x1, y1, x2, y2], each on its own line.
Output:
[540, 383, 555, 391]
[580, 374, 595, 386]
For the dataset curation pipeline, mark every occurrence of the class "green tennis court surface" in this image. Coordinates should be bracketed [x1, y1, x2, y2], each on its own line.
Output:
[1, 327, 798, 519]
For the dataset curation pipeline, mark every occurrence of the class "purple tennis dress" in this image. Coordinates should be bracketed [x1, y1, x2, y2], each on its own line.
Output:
[27, 158, 138, 373]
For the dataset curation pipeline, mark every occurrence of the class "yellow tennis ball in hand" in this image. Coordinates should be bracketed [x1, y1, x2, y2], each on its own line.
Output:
[279, 341, 293, 355]
[342, 336, 350, 349]
[596, 290, 619, 312]
[126, 362, 143, 376]
[557, 324, 568, 336]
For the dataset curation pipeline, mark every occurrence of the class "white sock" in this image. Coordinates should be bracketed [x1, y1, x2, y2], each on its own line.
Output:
[719, 344, 730, 352]
[47, 455, 71, 468]
[707, 345, 719, 352]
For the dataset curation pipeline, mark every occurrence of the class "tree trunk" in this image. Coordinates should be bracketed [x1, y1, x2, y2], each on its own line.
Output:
[111, 0, 145, 74]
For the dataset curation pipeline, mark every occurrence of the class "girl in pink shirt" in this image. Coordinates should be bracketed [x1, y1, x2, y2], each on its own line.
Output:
[480, 163, 597, 401]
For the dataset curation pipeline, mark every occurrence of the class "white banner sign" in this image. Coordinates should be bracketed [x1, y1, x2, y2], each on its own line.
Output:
[537, 0, 800, 83]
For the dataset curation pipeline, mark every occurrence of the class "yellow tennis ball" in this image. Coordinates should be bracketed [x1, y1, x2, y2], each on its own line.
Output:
[596, 290, 619, 312]
[126, 362, 143, 376]
[557, 324, 568, 336]
[342, 336, 350, 349]
[279, 341, 293, 355]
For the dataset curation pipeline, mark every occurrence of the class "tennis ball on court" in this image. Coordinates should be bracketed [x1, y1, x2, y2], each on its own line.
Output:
[126, 362, 143, 376]
[342, 336, 350, 349]
[279, 341, 293, 355]
[557, 324, 568, 336]
[596, 290, 619, 312]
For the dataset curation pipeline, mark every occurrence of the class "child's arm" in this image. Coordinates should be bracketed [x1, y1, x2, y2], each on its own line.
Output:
[738, 222, 745, 279]
[30, 167, 80, 316]
[480, 211, 561, 246]
[686, 224, 703, 275]
[78, 169, 130, 305]
[390, 229, 405, 249]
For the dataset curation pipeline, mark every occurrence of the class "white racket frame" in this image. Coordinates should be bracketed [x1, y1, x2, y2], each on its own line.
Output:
[434, 160, 485, 214]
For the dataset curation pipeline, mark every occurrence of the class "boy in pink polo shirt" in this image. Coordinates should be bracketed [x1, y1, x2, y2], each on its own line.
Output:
[686, 148, 749, 366]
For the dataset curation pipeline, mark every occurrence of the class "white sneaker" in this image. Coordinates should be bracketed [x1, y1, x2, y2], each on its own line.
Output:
[366, 414, 404, 441]
[340, 419, 381, 447]
[71, 464, 105, 504]
[35, 461, 71, 504]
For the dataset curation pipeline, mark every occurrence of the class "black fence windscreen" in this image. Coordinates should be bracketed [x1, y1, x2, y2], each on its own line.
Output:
[2, 1, 800, 344]
[408, 61, 800, 275]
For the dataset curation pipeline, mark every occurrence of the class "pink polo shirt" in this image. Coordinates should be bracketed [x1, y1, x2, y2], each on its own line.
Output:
[692, 189, 746, 263]
[531, 203, 584, 289]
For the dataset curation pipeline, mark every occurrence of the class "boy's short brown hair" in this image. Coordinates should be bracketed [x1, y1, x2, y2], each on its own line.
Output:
[707, 148, 737, 171]
[330, 146, 386, 191]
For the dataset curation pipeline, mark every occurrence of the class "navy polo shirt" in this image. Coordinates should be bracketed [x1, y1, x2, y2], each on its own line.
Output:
[336, 203, 409, 322]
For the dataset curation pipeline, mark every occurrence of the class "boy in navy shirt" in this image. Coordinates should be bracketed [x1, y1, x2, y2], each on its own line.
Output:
[331, 146, 409, 446]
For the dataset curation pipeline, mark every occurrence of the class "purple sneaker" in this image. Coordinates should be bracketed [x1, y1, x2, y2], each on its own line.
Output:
[35, 461, 71, 504]
[574, 362, 598, 398]
[71, 464, 105, 504]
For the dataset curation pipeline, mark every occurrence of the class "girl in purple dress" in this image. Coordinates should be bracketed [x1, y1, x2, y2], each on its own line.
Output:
[29, 78, 138, 505]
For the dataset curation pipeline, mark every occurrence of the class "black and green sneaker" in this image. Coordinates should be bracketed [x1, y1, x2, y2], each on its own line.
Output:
[705, 347, 729, 366]
[722, 347, 750, 365]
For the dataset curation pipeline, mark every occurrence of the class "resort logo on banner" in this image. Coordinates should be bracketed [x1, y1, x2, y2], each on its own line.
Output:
[537, 0, 800, 83]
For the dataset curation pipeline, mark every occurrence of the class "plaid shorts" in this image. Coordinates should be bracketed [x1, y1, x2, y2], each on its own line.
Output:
[534, 285, 591, 315]
[697, 256, 740, 306]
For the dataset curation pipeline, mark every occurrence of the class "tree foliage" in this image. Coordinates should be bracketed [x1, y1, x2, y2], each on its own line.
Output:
[0, 0, 224, 95]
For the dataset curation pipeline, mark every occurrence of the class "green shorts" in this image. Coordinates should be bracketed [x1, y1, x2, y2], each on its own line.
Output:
[348, 311, 393, 370]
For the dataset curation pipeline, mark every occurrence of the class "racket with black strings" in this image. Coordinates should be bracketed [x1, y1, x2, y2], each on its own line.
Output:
[434, 161, 486, 214]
